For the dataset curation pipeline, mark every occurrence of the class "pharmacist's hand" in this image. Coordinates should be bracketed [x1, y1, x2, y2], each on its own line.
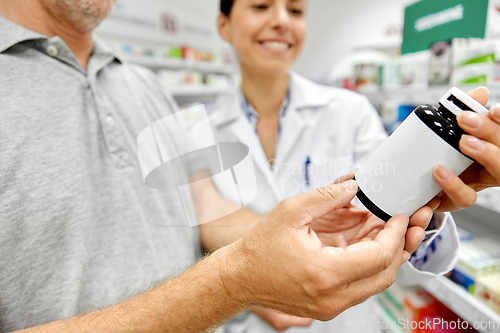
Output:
[430, 87, 500, 212]
[252, 308, 313, 332]
[220, 181, 417, 320]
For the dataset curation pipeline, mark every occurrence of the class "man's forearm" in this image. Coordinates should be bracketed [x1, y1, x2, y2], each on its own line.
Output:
[18, 248, 245, 333]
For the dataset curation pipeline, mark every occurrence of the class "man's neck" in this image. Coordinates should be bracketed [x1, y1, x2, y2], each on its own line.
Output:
[0, 0, 93, 69]
[240, 65, 289, 119]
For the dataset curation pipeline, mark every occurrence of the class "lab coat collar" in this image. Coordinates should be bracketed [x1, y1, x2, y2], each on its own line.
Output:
[211, 72, 334, 128]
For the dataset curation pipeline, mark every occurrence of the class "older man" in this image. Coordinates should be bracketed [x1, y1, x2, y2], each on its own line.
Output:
[1, 0, 499, 332]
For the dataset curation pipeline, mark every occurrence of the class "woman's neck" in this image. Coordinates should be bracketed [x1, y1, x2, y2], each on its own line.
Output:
[240, 66, 289, 119]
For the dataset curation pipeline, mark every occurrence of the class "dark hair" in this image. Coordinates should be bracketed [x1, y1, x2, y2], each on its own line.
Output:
[220, 0, 234, 16]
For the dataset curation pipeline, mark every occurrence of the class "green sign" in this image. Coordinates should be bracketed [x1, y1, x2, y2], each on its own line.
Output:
[402, 0, 489, 54]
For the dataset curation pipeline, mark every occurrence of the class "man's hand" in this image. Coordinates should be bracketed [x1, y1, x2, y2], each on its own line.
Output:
[430, 87, 500, 212]
[220, 180, 419, 321]
[327, 172, 430, 247]
[252, 308, 313, 332]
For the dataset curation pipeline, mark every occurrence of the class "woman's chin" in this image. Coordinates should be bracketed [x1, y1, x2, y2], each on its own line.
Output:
[251, 62, 292, 76]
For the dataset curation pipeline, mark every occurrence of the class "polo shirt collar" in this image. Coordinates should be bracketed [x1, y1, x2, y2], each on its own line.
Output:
[0, 15, 45, 53]
[92, 35, 122, 64]
[0, 14, 122, 75]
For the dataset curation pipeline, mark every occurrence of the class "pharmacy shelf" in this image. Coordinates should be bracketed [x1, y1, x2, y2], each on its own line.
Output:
[376, 305, 404, 333]
[122, 56, 237, 74]
[169, 86, 236, 96]
[358, 85, 500, 108]
[476, 188, 500, 215]
[421, 276, 500, 333]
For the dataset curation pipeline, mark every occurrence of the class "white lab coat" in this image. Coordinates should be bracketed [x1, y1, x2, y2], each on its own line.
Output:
[204, 72, 460, 333]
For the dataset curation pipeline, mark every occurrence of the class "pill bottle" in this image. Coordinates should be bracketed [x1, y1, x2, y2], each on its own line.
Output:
[355, 87, 489, 222]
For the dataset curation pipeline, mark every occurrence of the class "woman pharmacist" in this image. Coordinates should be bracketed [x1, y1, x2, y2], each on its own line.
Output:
[204, 0, 500, 332]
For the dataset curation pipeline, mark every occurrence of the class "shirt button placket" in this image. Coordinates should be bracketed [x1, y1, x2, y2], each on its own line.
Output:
[106, 115, 115, 127]
[46, 45, 58, 57]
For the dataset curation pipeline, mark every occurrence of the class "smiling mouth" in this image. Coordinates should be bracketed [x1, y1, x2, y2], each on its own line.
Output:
[259, 41, 292, 51]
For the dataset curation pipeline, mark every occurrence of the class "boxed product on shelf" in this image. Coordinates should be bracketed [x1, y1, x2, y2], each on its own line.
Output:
[476, 187, 500, 213]
[204, 74, 230, 87]
[429, 41, 453, 85]
[400, 51, 430, 88]
[450, 239, 500, 294]
[158, 70, 204, 87]
[451, 38, 497, 86]
[380, 101, 418, 134]
[378, 284, 409, 323]
[354, 63, 379, 88]
[169, 46, 183, 59]
[377, 284, 438, 333]
[380, 58, 402, 89]
[452, 39, 496, 68]
[456, 227, 475, 243]
[181, 46, 194, 60]
[378, 284, 481, 333]
[475, 273, 500, 314]
[452, 64, 495, 86]
[113, 41, 219, 64]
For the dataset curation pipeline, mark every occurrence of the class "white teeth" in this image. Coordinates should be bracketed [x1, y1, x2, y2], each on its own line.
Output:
[263, 41, 289, 50]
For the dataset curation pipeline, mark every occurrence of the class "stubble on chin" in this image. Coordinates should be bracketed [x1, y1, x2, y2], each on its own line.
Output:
[40, 0, 115, 32]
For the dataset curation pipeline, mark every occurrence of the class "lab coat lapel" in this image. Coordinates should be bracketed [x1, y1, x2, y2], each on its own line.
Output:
[274, 95, 306, 171]
[230, 116, 274, 182]
[217, 94, 274, 182]
[273, 72, 336, 170]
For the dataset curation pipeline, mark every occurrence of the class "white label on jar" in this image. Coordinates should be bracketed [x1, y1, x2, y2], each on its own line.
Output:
[356, 112, 473, 217]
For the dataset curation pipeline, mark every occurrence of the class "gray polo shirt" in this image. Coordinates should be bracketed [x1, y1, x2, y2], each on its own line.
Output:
[0, 16, 203, 331]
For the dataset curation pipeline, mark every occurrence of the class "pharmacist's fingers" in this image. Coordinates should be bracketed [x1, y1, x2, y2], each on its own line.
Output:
[458, 111, 500, 147]
[433, 165, 478, 211]
[459, 136, 500, 183]
[488, 103, 500, 123]
[408, 206, 433, 229]
[425, 196, 442, 211]
[467, 87, 489, 106]
[405, 226, 426, 255]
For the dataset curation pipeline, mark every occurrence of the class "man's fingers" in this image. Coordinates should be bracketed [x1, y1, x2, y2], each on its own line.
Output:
[467, 86, 489, 106]
[326, 233, 406, 314]
[433, 165, 478, 211]
[279, 181, 358, 227]
[328, 214, 408, 284]
[332, 172, 356, 184]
